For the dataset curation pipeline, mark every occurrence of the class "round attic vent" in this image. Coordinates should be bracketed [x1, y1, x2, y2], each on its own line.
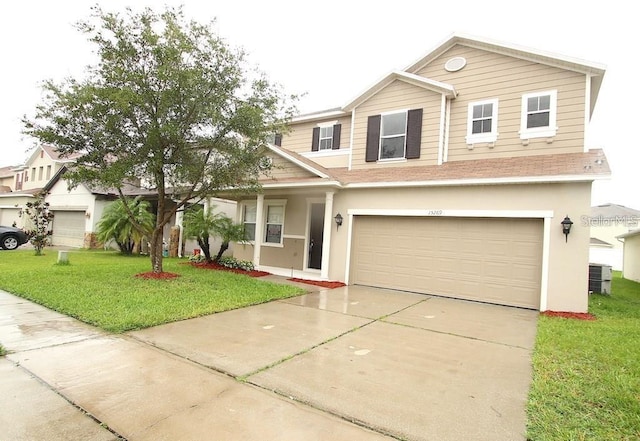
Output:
[444, 56, 467, 72]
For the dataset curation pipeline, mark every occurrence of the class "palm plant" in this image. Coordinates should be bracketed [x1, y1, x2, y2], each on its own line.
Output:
[96, 197, 155, 254]
[183, 205, 246, 262]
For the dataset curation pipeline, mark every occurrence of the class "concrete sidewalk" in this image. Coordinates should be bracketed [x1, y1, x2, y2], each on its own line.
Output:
[0, 283, 537, 441]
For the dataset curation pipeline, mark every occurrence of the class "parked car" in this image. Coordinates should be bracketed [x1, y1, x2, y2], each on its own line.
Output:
[0, 225, 30, 250]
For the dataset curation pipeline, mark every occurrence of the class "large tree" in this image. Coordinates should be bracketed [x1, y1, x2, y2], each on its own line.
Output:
[23, 6, 294, 273]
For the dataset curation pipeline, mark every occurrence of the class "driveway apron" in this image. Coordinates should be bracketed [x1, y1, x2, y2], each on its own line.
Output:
[1, 283, 537, 441]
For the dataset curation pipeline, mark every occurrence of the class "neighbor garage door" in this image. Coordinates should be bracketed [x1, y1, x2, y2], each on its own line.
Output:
[51, 211, 86, 247]
[351, 216, 543, 309]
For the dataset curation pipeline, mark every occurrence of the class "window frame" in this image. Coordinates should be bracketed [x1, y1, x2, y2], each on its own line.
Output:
[379, 110, 408, 161]
[240, 202, 257, 243]
[465, 98, 499, 144]
[318, 126, 333, 151]
[519, 90, 558, 139]
[262, 200, 286, 247]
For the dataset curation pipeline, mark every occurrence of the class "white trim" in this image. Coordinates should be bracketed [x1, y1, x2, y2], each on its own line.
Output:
[301, 149, 350, 159]
[584, 76, 592, 152]
[438, 100, 451, 165]
[348, 109, 355, 171]
[321, 192, 334, 279]
[291, 109, 347, 123]
[519, 90, 558, 140]
[343, 173, 610, 189]
[438, 95, 447, 165]
[263, 199, 287, 246]
[466, 98, 499, 145]
[283, 234, 306, 240]
[347, 208, 553, 218]
[344, 212, 355, 285]
[540, 217, 551, 311]
[262, 180, 343, 189]
[317, 120, 338, 127]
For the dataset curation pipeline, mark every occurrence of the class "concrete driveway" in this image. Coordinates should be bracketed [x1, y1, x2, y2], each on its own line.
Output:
[1, 284, 538, 441]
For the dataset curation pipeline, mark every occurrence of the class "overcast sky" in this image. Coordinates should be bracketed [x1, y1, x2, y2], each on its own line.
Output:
[1, 0, 637, 208]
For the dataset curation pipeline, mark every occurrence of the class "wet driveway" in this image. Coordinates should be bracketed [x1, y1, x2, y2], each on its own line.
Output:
[2, 284, 538, 440]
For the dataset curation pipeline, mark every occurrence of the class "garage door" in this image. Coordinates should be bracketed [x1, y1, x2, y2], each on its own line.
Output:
[52, 211, 86, 247]
[351, 216, 543, 309]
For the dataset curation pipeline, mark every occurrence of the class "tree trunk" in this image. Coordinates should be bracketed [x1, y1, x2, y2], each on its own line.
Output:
[150, 229, 164, 273]
[198, 236, 212, 262]
[214, 241, 229, 262]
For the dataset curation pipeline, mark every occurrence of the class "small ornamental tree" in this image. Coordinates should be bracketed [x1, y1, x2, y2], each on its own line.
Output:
[24, 193, 55, 256]
[96, 197, 155, 254]
[23, 5, 295, 274]
[183, 205, 247, 262]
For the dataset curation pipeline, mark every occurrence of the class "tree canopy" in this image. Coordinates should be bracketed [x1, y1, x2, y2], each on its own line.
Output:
[23, 5, 295, 272]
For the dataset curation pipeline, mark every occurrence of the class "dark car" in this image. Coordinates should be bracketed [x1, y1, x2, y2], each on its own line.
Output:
[0, 225, 30, 250]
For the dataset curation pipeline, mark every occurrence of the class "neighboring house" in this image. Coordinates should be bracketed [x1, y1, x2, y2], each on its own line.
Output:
[222, 33, 610, 313]
[588, 203, 640, 270]
[0, 145, 236, 255]
[617, 229, 640, 283]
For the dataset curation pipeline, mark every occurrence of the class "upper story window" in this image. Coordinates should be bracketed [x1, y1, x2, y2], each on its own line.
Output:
[365, 108, 423, 162]
[380, 111, 407, 159]
[520, 90, 557, 139]
[466, 99, 499, 144]
[312, 123, 341, 152]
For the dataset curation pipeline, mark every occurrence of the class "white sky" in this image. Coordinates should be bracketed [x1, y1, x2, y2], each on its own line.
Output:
[1, 0, 637, 209]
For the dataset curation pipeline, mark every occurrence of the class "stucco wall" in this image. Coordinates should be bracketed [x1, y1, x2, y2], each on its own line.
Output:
[327, 182, 591, 312]
[622, 234, 640, 283]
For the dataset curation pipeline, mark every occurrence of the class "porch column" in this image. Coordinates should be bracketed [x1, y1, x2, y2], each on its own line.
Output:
[253, 194, 264, 267]
[175, 208, 184, 258]
[321, 191, 334, 279]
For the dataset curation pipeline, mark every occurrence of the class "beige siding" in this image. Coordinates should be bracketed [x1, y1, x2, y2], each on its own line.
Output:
[416, 45, 587, 161]
[263, 154, 317, 179]
[351, 80, 443, 170]
[622, 234, 640, 283]
[283, 116, 351, 156]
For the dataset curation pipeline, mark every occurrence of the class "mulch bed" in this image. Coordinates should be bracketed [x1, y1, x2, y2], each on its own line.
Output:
[135, 272, 181, 280]
[541, 311, 597, 321]
[287, 278, 346, 289]
[190, 261, 271, 278]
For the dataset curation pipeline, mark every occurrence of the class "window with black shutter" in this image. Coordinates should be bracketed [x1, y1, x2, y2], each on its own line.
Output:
[366, 109, 422, 161]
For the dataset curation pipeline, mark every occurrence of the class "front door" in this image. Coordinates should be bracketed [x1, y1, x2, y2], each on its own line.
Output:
[308, 203, 325, 269]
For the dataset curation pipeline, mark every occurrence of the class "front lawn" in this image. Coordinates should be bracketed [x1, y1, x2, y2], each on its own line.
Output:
[527, 272, 640, 440]
[0, 250, 303, 333]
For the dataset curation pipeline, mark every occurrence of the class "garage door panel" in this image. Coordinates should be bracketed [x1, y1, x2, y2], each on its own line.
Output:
[351, 216, 542, 309]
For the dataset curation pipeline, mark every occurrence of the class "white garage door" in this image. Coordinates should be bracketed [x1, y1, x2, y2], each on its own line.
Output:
[52, 211, 86, 247]
[351, 216, 543, 309]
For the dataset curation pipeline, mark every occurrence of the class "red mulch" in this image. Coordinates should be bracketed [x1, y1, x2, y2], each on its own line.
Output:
[190, 262, 270, 278]
[135, 272, 181, 280]
[541, 311, 597, 321]
[287, 278, 346, 289]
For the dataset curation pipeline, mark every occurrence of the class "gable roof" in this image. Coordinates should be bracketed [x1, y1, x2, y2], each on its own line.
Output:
[342, 71, 457, 111]
[404, 32, 606, 117]
[23, 144, 83, 167]
[591, 203, 640, 219]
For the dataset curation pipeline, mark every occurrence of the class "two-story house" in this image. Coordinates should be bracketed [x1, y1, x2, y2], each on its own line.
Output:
[224, 33, 610, 313]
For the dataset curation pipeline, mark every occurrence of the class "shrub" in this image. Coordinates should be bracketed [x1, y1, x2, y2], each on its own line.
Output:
[217, 256, 254, 271]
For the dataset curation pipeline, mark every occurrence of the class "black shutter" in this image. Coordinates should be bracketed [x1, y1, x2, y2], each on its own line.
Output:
[311, 127, 320, 151]
[405, 108, 423, 159]
[274, 133, 282, 146]
[365, 115, 381, 162]
[332, 124, 341, 150]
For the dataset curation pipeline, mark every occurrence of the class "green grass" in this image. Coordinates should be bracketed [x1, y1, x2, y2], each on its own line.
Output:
[0, 250, 303, 333]
[527, 272, 640, 440]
